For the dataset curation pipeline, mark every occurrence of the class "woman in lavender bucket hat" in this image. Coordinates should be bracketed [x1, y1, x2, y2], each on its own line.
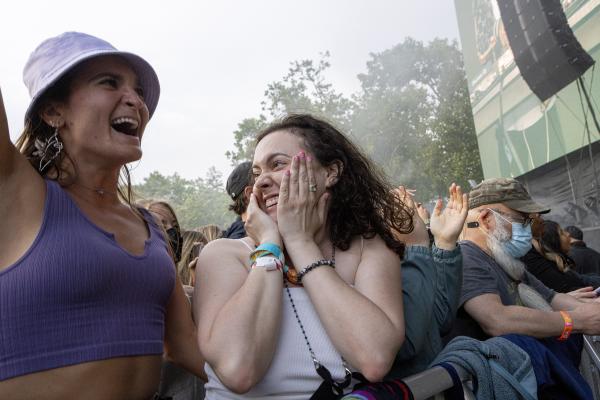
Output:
[0, 32, 205, 399]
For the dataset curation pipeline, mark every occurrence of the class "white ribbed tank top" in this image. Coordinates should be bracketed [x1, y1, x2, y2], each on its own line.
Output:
[204, 287, 351, 399]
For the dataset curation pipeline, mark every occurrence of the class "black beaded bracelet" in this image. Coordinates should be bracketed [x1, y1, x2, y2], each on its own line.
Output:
[297, 259, 335, 283]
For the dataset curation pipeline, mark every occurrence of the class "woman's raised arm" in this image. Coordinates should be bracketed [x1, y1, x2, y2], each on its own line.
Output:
[0, 88, 45, 269]
[0, 88, 43, 184]
[0, 88, 15, 177]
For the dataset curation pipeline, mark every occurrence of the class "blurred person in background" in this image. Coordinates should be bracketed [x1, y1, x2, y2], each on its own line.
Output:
[565, 225, 600, 276]
[523, 219, 600, 294]
[197, 224, 222, 243]
[222, 161, 253, 239]
[147, 200, 183, 264]
[178, 230, 208, 288]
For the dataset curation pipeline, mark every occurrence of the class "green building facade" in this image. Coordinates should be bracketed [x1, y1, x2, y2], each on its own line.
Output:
[455, 0, 600, 242]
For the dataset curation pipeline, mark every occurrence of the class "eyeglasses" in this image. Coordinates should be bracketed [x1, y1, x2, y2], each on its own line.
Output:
[488, 208, 533, 227]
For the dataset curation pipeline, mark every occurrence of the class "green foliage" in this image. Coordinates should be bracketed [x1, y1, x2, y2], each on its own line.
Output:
[205, 166, 224, 191]
[134, 171, 232, 230]
[226, 37, 483, 203]
[225, 116, 267, 166]
[225, 53, 355, 165]
[352, 37, 484, 200]
[262, 53, 355, 127]
[142, 37, 484, 229]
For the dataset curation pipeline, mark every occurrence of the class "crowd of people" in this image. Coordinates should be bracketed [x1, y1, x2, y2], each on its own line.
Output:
[3, 31, 600, 400]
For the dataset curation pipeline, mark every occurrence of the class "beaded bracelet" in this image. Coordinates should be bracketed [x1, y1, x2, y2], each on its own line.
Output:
[558, 311, 573, 341]
[297, 259, 335, 284]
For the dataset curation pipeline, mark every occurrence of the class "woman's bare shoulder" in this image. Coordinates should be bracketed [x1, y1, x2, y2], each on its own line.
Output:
[203, 237, 254, 253]
[198, 237, 254, 272]
[359, 234, 401, 263]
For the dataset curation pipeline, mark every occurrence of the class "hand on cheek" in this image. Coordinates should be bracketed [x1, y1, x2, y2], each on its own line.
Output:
[246, 190, 280, 245]
[277, 152, 328, 244]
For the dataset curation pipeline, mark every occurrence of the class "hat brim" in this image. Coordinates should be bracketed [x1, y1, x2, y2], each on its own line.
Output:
[504, 199, 551, 214]
[25, 50, 160, 121]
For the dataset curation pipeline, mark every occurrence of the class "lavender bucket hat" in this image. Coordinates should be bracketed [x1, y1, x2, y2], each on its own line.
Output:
[23, 31, 160, 121]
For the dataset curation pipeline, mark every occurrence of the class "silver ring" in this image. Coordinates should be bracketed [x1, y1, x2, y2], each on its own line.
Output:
[309, 184, 317, 192]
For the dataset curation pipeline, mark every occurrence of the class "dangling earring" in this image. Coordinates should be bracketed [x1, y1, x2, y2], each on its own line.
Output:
[33, 122, 64, 172]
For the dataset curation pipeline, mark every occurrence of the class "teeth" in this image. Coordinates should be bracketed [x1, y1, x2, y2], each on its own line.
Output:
[111, 117, 139, 129]
[265, 196, 279, 207]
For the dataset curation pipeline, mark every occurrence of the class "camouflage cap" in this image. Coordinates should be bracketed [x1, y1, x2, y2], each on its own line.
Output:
[468, 178, 550, 214]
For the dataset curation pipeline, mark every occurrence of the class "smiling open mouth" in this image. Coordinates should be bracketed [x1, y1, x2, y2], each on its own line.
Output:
[265, 196, 279, 208]
[111, 117, 139, 137]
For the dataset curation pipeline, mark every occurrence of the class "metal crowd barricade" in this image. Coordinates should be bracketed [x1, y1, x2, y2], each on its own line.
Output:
[581, 335, 600, 400]
[402, 364, 475, 400]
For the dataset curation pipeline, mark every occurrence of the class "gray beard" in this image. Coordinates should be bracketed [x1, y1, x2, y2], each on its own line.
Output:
[487, 226, 526, 282]
[486, 223, 553, 311]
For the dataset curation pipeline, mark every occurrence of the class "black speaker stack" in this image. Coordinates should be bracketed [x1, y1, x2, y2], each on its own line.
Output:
[496, 0, 595, 101]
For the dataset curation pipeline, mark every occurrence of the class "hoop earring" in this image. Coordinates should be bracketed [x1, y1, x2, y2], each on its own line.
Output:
[33, 123, 64, 172]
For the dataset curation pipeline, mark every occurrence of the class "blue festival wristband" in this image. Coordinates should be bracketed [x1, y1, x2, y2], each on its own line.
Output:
[250, 242, 284, 263]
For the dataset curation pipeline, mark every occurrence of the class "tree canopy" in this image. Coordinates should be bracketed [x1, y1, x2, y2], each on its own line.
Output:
[353, 37, 483, 200]
[227, 37, 483, 203]
[134, 171, 232, 230]
[140, 37, 484, 228]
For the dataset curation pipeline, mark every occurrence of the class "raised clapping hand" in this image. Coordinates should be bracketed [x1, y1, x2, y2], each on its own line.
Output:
[429, 183, 469, 250]
[416, 202, 431, 225]
[393, 186, 430, 247]
[276, 151, 329, 247]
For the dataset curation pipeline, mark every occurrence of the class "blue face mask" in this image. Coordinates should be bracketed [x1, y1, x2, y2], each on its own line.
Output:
[502, 223, 533, 258]
[488, 209, 533, 258]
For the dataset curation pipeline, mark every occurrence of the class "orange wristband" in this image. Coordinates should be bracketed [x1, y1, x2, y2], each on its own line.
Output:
[558, 311, 573, 341]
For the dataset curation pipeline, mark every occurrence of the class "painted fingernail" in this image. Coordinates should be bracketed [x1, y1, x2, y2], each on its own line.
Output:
[286, 170, 291, 176]
[307, 156, 312, 161]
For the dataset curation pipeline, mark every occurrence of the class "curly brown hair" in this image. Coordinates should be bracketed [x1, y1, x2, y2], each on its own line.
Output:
[256, 114, 413, 257]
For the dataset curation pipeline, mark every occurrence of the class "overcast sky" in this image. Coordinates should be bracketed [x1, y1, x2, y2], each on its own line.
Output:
[0, 0, 460, 185]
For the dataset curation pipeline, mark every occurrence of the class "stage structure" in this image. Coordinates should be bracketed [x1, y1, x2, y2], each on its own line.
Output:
[454, 0, 600, 247]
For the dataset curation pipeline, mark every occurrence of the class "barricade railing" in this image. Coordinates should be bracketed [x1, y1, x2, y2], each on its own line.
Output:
[402, 364, 475, 400]
[581, 335, 600, 400]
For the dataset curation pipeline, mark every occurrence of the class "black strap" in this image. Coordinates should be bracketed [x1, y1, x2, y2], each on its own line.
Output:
[435, 362, 464, 400]
[315, 363, 352, 394]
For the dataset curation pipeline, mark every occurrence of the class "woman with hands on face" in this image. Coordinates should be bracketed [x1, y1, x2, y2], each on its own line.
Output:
[387, 184, 468, 379]
[194, 114, 413, 399]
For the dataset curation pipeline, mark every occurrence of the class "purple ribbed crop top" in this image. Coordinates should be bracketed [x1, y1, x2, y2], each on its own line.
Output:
[0, 179, 176, 380]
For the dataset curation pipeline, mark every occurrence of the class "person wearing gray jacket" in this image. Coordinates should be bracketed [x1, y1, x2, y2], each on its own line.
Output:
[386, 184, 467, 379]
